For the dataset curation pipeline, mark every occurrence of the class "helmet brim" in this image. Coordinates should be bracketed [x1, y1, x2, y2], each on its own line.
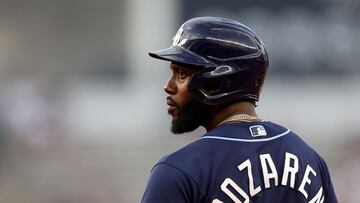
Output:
[148, 46, 215, 68]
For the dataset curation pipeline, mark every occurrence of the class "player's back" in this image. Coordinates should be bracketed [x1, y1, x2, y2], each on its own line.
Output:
[141, 121, 338, 203]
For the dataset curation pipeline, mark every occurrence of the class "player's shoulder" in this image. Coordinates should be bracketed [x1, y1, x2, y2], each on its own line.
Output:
[263, 122, 332, 183]
[202, 120, 293, 144]
[157, 136, 208, 167]
[157, 121, 291, 168]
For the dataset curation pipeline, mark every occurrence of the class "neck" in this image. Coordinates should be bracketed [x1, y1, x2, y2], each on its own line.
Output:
[203, 102, 257, 132]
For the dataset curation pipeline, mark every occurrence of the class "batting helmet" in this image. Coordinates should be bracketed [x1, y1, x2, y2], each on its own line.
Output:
[149, 17, 269, 105]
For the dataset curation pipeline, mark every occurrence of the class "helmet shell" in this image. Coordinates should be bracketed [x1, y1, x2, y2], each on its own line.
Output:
[149, 17, 268, 105]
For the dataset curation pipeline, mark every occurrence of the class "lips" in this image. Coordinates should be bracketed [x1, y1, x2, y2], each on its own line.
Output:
[166, 97, 177, 115]
[166, 97, 177, 106]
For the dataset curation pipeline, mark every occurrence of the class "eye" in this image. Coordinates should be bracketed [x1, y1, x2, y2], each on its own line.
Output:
[177, 70, 188, 80]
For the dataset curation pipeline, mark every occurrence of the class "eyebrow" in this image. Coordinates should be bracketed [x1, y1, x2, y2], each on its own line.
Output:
[171, 63, 181, 69]
[172, 64, 196, 71]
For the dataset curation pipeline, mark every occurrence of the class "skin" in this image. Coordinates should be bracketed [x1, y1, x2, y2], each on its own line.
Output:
[164, 62, 258, 132]
[164, 63, 196, 119]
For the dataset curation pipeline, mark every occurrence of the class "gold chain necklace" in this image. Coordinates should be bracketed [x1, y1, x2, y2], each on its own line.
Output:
[217, 114, 264, 126]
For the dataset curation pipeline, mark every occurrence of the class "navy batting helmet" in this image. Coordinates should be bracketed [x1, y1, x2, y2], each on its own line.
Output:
[149, 17, 269, 105]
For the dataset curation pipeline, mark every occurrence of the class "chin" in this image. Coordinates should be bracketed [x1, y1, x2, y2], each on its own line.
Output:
[171, 118, 201, 134]
[169, 98, 209, 134]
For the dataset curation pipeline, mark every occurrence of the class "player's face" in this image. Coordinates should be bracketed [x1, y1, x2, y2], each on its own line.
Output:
[165, 63, 195, 117]
[164, 63, 210, 134]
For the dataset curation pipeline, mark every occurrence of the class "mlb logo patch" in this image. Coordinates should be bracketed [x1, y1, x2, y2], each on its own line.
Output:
[250, 125, 267, 137]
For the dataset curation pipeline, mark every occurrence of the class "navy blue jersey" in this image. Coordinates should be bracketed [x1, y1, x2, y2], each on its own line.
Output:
[141, 122, 338, 203]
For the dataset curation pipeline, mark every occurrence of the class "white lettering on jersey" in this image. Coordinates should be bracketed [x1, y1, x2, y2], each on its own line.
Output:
[214, 152, 323, 202]
[309, 187, 324, 203]
[308, 187, 324, 203]
[238, 159, 261, 196]
[281, 152, 299, 188]
[298, 164, 317, 199]
[260, 154, 279, 188]
[220, 178, 249, 203]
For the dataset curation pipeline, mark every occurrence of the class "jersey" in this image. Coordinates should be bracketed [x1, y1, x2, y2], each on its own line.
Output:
[141, 121, 338, 203]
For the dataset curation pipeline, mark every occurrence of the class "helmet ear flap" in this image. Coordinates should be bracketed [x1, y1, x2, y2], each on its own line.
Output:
[201, 78, 223, 96]
[201, 77, 234, 96]
[188, 65, 238, 105]
[189, 63, 265, 106]
[199, 65, 236, 95]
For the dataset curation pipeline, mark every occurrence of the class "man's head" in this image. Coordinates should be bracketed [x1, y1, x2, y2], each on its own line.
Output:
[149, 17, 269, 133]
[165, 63, 211, 133]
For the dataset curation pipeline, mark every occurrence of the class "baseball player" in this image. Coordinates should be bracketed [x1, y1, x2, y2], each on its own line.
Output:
[142, 17, 338, 203]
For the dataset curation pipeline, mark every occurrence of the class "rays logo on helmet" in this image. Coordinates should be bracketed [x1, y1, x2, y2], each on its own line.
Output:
[172, 27, 187, 46]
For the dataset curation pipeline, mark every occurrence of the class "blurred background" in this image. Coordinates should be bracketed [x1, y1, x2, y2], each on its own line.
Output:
[0, 0, 359, 202]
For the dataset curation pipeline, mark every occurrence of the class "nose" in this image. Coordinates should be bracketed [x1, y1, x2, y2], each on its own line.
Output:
[164, 76, 176, 95]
